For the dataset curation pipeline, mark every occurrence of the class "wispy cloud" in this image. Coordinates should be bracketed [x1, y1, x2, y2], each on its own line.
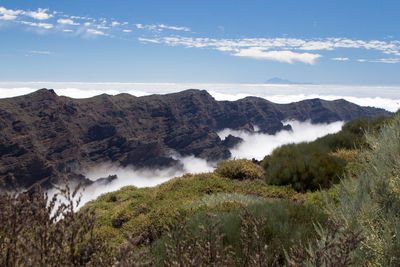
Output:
[20, 21, 54, 29]
[1, 5, 399, 65]
[138, 37, 161, 44]
[141, 36, 400, 56]
[233, 48, 321, 64]
[27, 50, 53, 55]
[332, 57, 349, 61]
[135, 23, 191, 32]
[26, 8, 52, 20]
[158, 24, 190, 31]
[57, 18, 80, 26]
[0, 5, 190, 38]
[357, 58, 400, 64]
[86, 28, 108, 36]
[138, 36, 400, 64]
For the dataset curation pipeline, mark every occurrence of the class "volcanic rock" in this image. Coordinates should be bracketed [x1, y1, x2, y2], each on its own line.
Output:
[0, 88, 390, 187]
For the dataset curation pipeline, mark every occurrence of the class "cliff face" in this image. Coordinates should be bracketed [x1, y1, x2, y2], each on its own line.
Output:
[0, 89, 390, 188]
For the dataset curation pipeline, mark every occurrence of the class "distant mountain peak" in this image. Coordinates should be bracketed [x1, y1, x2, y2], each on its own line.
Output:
[265, 77, 310, 85]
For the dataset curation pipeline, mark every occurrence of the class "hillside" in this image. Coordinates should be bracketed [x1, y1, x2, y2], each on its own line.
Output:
[1, 112, 399, 266]
[0, 88, 390, 188]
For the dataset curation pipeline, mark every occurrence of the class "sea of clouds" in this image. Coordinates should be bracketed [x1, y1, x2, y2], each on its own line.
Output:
[0, 81, 399, 112]
[2, 82, 397, 207]
[60, 120, 343, 208]
[218, 120, 344, 160]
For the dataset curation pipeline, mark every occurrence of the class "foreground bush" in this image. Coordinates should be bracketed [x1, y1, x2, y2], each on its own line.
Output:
[153, 199, 328, 265]
[262, 143, 346, 192]
[326, 113, 400, 265]
[0, 182, 114, 266]
[315, 115, 387, 151]
[215, 159, 264, 180]
[261, 116, 387, 192]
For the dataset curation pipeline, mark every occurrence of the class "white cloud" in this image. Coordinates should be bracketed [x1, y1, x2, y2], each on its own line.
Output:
[26, 8, 52, 20]
[50, 154, 216, 209]
[57, 18, 80, 25]
[332, 57, 349, 61]
[0, 6, 23, 20]
[371, 58, 400, 64]
[86, 28, 107, 36]
[357, 58, 400, 64]
[158, 24, 190, 31]
[122, 29, 132, 33]
[135, 23, 190, 32]
[51, 120, 344, 209]
[84, 22, 91, 26]
[28, 50, 53, 55]
[234, 48, 321, 64]
[218, 120, 344, 160]
[97, 25, 110, 29]
[139, 36, 400, 62]
[138, 37, 160, 44]
[111, 21, 120, 27]
[20, 21, 54, 29]
[135, 23, 157, 31]
[63, 29, 73, 32]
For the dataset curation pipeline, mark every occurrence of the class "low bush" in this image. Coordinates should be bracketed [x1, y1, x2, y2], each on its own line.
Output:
[261, 116, 387, 192]
[215, 159, 264, 180]
[0, 182, 114, 267]
[153, 199, 328, 265]
[262, 142, 346, 192]
[315, 116, 387, 151]
[326, 113, 400, 265]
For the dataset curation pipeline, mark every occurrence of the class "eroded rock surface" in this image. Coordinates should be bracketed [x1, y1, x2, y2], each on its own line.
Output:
[0, 88, 390, 187]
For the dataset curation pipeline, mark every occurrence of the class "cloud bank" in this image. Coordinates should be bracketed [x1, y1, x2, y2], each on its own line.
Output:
[0, 82, 399, 112]
[49, 119, 343, 209]
[218, 120, 344, 160]
[64, 154, 216, 209]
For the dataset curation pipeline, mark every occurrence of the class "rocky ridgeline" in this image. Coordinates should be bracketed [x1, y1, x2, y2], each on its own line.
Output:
[0, 89, 390, 188]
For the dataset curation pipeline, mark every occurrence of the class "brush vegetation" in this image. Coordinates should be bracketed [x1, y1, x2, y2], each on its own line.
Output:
[261, 116, 387, 191]
[3, 114, 400, 266]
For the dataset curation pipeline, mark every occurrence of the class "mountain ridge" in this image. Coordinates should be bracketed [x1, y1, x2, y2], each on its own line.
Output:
[0, 88, 390, 188]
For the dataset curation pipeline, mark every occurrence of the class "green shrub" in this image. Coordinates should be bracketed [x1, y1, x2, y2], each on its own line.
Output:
[0, 182, 115, 266]
[215, 159, 264, 180]
[326, 113, 400, 266]
[153, 200, 327, 265]
[315, 116, 387, 151]
[262, 142, 346, 192]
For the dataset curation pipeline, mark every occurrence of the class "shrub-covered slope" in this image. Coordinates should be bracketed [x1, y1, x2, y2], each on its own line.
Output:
[2, 114, 400, 266]
[261, 116, 387, 192]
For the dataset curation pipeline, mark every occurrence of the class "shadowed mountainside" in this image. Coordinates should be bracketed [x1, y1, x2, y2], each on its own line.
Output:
[0, 88, 390, 188]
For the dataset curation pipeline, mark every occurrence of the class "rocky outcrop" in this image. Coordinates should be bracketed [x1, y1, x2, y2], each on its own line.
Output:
[0, 88, 390, 188]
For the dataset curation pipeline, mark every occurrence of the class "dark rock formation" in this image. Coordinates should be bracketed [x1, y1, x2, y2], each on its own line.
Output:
[0, 88, 390, 188]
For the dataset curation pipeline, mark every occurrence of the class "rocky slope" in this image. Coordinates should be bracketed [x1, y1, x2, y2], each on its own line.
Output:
[0, 89, 390, 188]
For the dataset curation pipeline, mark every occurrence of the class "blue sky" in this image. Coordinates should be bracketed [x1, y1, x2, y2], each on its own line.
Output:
[0, 0, 399, 84]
